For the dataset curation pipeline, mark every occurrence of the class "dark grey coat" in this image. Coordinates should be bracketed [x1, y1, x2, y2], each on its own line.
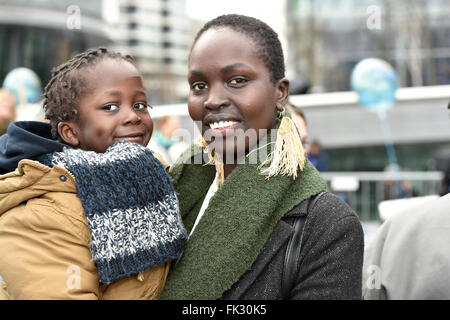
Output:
[221, 192, 364, 300]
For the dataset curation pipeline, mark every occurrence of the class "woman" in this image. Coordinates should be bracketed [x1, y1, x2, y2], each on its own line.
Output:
[160, 14, 364, 300]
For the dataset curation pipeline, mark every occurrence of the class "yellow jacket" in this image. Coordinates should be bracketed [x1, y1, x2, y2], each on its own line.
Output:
[0, 159, 170, 300]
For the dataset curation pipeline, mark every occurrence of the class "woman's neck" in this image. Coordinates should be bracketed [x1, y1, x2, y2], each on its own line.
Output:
[223, 163, 237, 179]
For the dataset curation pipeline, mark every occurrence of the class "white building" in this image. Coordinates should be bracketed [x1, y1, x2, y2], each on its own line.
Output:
[103, 0, 190, 105]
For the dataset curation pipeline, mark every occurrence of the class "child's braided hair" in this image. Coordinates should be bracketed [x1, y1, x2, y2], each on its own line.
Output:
[43, 47, 135, 140]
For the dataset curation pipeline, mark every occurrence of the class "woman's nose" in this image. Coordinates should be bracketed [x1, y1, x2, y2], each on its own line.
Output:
[204, 84, 230, 109]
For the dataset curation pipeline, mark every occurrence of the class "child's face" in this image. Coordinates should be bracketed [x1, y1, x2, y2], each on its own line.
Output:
[67, 59, 153, 153]
[188, 27, 288, 159]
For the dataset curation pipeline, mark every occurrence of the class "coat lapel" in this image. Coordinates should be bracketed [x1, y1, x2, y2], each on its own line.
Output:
[162, 145, 326, 300]
[222, 219, 294, 298]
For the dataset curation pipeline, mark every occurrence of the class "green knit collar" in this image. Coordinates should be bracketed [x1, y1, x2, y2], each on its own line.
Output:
[161, 127, 326, 300]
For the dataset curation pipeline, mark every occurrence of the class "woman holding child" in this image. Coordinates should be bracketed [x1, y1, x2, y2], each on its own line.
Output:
[159, 14, 364, 300]
[0, 14, 364, 300]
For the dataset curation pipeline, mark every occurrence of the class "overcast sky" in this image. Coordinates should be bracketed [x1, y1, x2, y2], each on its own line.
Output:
[185, 0, 286, 37]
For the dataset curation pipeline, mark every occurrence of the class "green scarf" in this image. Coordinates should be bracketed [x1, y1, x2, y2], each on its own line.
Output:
[160, 125, 327, 300]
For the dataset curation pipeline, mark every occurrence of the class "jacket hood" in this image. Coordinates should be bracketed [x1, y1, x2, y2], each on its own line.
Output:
[0, 159, 77, 216]
[0, 121, 66, 174]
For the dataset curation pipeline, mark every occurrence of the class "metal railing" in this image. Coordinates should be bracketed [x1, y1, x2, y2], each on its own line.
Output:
[320, 171, 444, 221]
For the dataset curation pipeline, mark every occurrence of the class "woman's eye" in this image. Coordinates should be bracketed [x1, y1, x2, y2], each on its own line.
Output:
[102, 104, 119, 111]
[134, 102, 147, 110]
[191, 82, 208, 92]
[228, 77, 248, 87]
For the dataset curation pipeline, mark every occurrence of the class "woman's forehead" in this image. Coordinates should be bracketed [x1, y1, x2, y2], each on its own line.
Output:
[189, 28, 262, 68]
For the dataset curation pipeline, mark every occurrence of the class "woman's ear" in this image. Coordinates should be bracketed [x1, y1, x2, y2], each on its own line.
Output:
[57, 121, 80, 147]
[276, 78, 290, 110]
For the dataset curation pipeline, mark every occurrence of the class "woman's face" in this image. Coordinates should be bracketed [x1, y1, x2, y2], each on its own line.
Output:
[188, 27, 289, 161]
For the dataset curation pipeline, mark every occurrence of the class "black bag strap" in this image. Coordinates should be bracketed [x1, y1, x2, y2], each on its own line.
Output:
[281, 191, 326, 299]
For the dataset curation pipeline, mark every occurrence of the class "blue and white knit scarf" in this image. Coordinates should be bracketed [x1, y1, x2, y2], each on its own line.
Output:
[38, 141, 188, 284]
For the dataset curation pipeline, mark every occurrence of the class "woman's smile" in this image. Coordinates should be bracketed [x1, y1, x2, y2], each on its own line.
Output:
[203, 113, 243, 137]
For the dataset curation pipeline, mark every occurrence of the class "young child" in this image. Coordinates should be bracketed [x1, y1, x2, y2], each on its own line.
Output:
[160, 14, 364, 300]
[0, 48, 187, 299]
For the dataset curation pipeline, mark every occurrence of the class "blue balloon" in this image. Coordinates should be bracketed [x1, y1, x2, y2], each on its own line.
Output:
[351, 58, 397, 111]
[2, 67, 42, 105]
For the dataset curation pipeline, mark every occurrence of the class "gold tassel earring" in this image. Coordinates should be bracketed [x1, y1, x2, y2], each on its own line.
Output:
[258, 106, 307, 180]
[196, 135, 225, 186]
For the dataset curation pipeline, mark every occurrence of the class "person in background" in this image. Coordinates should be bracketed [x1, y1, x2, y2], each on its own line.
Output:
[286, 102, 310, 154]
[308, 140, 328, 172]
[0, 89, 16, 135]
[286, 104, 328, 172]
[382, 164, 418, 200]
[148, 115, 185, 164]
[363, 101, 450, 299]
[286, 103, 349, 202]
[363, 193, 450, 299]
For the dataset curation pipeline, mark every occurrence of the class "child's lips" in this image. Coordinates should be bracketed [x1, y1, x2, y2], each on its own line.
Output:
[114, 133, 145, 143]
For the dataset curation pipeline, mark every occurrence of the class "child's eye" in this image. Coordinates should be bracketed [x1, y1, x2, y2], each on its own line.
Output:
[191, 82, 208, 92]
[102, 104, 119, 111]
[228, 77, 248, 87]
[134, 102, 147, 110]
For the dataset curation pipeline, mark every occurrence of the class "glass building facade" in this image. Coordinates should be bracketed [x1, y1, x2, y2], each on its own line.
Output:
[106, 0, 190, 105]
[285, 0, 450, 176]
[286, 0, 450, 93]
[0, 0, 111, 91]
[0, 0, 190, 105]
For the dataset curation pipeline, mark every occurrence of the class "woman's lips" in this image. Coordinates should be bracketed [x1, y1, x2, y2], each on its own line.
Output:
[205, 120, 240, 136]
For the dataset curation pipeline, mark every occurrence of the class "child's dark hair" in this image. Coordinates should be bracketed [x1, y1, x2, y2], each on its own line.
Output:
[43, 47, 135, 139]
[193, 14, 285, 84]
